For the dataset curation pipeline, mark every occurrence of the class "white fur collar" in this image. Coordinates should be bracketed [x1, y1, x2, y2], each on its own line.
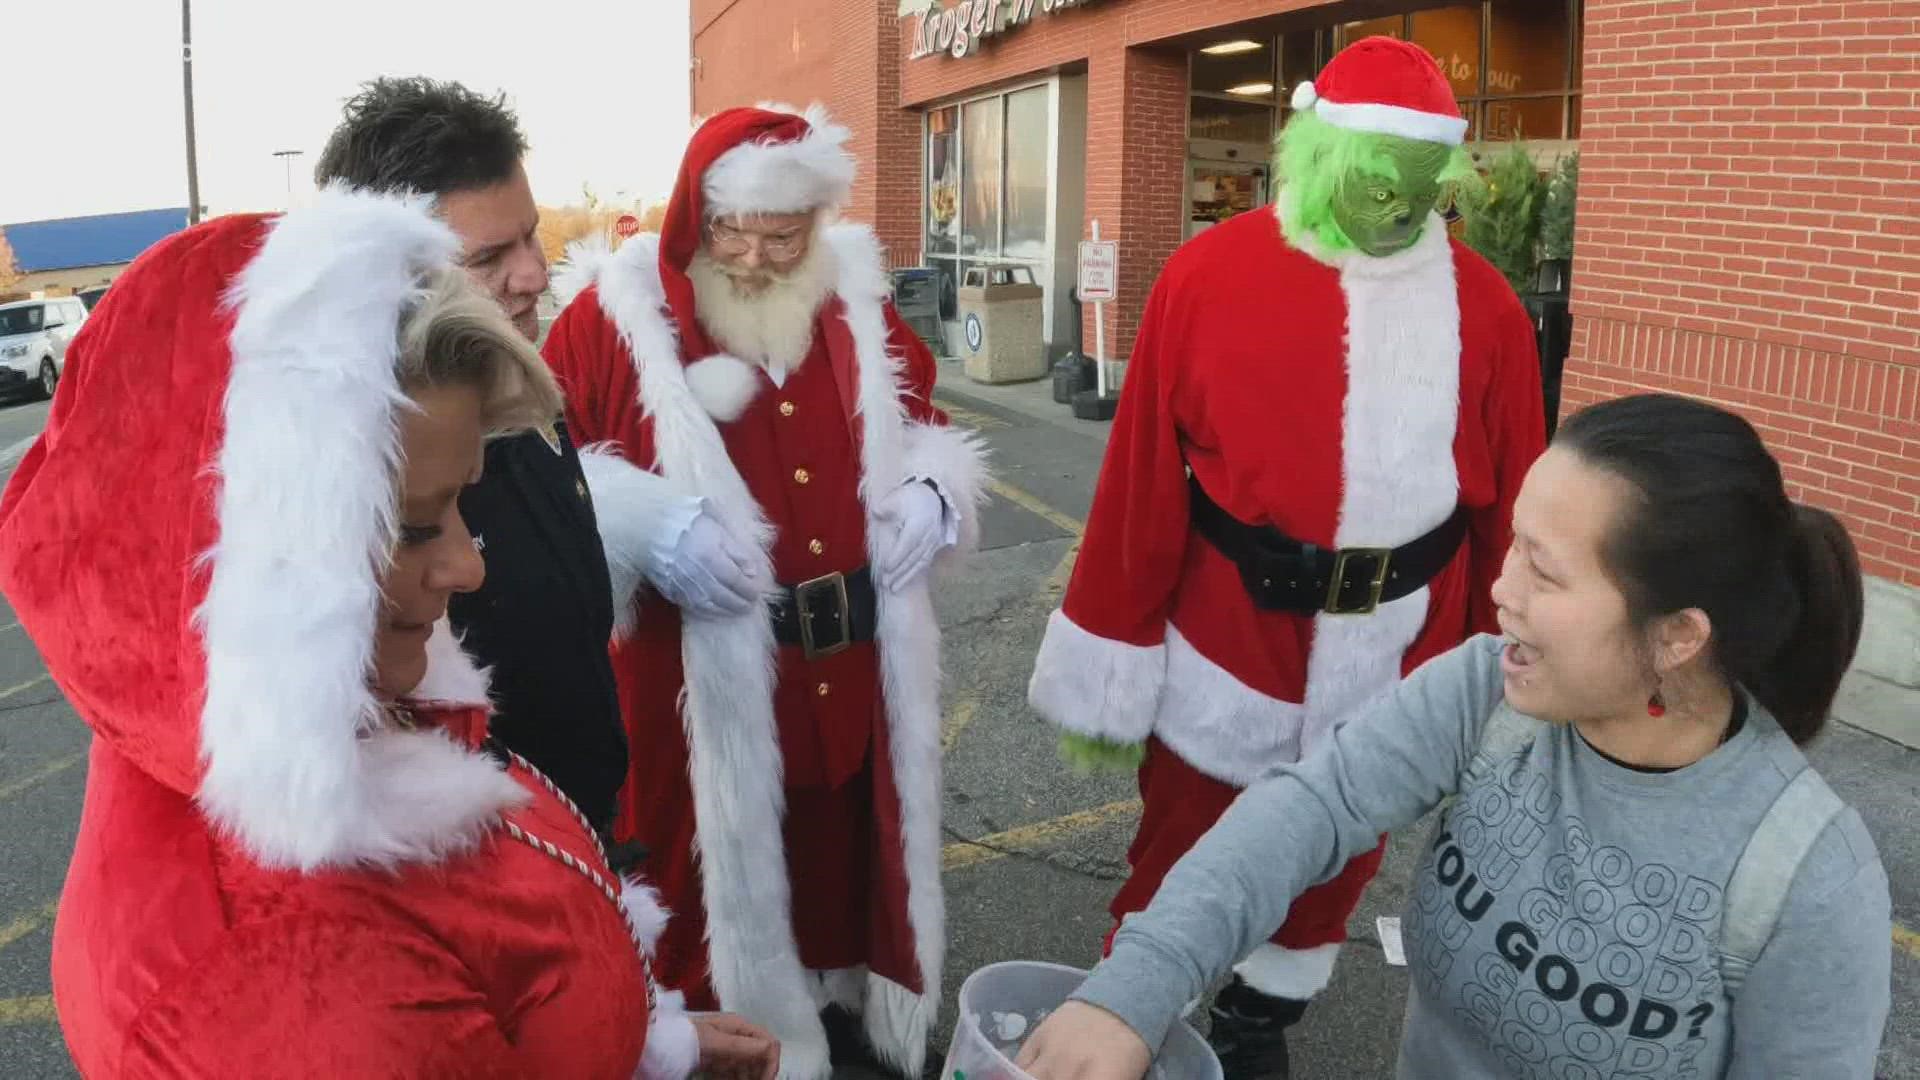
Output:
[198, 187, 525, 872]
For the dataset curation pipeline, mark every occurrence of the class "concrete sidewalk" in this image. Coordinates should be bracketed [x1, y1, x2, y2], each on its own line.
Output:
[933, 363, 1920, 751]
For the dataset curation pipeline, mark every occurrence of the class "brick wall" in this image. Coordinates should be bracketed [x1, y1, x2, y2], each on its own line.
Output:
[833, 0, 925, 266]
[691, 0, 838, 117]
[1566, 0, 1920, 584]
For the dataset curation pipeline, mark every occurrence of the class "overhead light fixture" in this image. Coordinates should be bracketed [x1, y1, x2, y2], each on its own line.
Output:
[1225, 81, 1276, 96]
[1201, 40, 1264, 56]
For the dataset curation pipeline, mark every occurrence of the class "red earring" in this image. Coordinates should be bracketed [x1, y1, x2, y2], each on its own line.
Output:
[1647, 691, 1667, 718]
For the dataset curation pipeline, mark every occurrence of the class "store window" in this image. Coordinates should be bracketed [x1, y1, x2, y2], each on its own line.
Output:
[922, 83, 1052, 321]
[1337, 0, 1582, 141]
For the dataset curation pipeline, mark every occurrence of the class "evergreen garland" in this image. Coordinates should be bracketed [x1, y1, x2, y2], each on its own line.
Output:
[1539, 151, 1579, 263]
[1460, 144, 1547, 293]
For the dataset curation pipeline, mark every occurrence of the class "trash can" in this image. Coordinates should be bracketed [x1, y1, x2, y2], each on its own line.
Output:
[939, 961, 1221, 1080]
[891, 267, 945, 358]
[958, 265, 1046, 385]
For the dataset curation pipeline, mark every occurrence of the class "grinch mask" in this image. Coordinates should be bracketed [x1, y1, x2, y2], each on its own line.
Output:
[1276, 110, 1477, 258]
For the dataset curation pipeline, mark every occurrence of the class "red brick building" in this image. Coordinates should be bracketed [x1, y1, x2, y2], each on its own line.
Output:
[691, 0, 1920, 682]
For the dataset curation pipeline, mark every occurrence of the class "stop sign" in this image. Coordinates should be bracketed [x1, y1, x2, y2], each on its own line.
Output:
[614, 214, 641, 239]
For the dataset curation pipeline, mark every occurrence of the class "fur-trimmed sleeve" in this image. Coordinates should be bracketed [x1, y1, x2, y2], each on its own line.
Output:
[887, 304, 988, 560]
[1026, 279, 1186, 746]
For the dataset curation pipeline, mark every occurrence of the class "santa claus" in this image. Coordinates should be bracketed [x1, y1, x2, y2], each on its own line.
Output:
[545, 104, 987, 1080]
[1026, 38, 1545, 1078]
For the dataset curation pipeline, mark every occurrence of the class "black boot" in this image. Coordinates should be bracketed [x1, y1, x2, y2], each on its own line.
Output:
[1207, 976, 1309, 1080]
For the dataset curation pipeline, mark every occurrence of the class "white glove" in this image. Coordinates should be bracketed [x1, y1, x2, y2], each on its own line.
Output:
[872, 480, 951, 593]
[645, 505, 762, 618]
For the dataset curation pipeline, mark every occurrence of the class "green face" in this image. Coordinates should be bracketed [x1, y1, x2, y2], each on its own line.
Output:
[1329, 136, 1453, 256]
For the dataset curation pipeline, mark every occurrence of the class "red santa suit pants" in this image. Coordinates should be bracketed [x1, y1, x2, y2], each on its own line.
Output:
[1104, 737, 1387, 961]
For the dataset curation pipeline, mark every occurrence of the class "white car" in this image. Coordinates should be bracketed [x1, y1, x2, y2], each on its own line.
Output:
[0, 296, 88, 400]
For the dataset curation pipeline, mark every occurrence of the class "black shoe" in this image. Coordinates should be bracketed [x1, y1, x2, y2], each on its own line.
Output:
[1207, 977, 1309, 1080]
[822, 1004, 871, 1067]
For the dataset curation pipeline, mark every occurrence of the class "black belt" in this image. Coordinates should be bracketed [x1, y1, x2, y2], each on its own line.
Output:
[771, 566, 878, 660]
[1189, 475, 1468, 615]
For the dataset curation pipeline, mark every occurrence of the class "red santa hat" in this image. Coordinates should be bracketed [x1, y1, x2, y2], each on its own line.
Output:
[656, 102, 855, 366]
[0, 188, 521, 872]
[1289, 36, 1469, 146]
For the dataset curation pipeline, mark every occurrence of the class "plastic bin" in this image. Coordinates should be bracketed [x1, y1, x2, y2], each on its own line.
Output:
[939, 961, 1221, 1080]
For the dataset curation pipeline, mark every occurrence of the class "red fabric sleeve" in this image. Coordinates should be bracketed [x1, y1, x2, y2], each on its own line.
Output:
[885, 304, 949, 426]
[543, 287, 626, 447]
[1467, 293, 1548, 635]
[1060, 278, 1190, 646]
[122, 920, 545, 1080]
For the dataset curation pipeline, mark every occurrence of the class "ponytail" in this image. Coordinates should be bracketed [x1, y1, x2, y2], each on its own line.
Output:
[1557, 395, 1869, 745]
[1740, 505, 1864, 743]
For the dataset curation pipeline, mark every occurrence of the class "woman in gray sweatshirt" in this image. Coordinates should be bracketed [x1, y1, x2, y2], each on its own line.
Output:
[1018, 394, 1891, 1080]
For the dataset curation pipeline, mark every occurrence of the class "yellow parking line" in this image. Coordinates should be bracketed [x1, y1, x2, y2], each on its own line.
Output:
[941, 699, 978, 755]
[938, 402, 1014, 432]
[942, 799, 1141, 872]
[0, 902, 56, 952]
[987, 478, 1085, 537]
[0, 751, 84, 802]
[0, 621, 18, 633]
[0, 673, 48, 700]
[1895, 922, 1920, 961]
[0, 994, 55, 1025]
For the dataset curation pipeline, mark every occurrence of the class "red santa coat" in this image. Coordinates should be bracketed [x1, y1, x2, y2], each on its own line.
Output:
[1028, 206, 1543, 959]
[546, 225, 986, 1080]
[0, 199, 695, 1080]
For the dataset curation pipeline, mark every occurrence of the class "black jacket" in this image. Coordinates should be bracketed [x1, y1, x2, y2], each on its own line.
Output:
[447, 421, 625, 834]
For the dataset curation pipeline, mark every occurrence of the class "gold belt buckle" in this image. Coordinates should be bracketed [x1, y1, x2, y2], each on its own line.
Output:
[795, 571, 851, 660]
[1326, 548, 1393, 615]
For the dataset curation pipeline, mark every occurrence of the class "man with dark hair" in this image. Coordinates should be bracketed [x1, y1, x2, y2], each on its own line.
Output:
[315, 77, 626, 837]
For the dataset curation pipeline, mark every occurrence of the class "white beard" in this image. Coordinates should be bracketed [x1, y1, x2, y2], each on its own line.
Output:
[688, 242, 837, 377]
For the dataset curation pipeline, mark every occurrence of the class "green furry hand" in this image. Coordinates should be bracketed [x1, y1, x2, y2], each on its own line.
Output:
[1058, 732, 1146, 774]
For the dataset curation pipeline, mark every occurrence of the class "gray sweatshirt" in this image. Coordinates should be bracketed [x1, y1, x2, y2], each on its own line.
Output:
[1074, 635, 1891, 1079]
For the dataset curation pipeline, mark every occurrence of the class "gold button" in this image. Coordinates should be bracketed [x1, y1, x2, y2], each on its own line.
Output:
[779, 401, 796, 417]
[808, 539, 824, 556]
[794, 468, 811, 485]
[817, 683, 831, 697]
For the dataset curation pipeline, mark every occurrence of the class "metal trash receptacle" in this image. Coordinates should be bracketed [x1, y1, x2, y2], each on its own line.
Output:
[958, 264, 1045, 385]
[891, 267, 944, 357]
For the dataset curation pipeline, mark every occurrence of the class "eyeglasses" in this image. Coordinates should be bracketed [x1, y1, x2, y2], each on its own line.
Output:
[708, 221, 808, 259]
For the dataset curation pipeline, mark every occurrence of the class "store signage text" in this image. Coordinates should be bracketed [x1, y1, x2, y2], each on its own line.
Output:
[908, 0, 1103, 61]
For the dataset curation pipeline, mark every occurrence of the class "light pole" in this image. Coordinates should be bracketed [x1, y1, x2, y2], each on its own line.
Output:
[273, 149, 304, 209]
[182, 0, 201, 223]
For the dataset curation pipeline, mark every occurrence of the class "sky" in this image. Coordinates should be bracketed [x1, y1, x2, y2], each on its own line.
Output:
[4, 0, 693, 224]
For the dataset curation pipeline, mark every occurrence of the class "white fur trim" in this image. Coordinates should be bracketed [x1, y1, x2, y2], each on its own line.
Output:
[621, 881, 701, 1080]
[406, 620, 494, 707]
[552, 233, 616, 308]
[1027, 609, 1166, 746]
[1290, 81, 1318, 111]
[577, 446, 683, 638]
[1152, 626, 1308, 787]
[1301, 217, 1460, 755]
[196, 185, 525, 871]
[1307, 97, 1469, 146]
[900, 422, 989, 569]
[618, 878, 672, 954]
[1234, 942, 1342, 999]
[703, 103, 856, 217]
[575, 222, 975, 1079]
[684, 354, 762, 422]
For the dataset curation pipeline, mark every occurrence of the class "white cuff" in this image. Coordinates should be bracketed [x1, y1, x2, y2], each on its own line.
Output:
[906, 474, 961, 549]
[645, 495, 707, 572]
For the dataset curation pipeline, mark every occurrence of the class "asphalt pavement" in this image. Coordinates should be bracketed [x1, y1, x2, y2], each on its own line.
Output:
[0, 379, 1914, 1078]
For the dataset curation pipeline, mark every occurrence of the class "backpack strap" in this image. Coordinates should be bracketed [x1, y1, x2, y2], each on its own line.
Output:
[1719, 766, 1844, 999]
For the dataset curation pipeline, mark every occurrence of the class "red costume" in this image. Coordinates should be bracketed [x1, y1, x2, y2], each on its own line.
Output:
[0, 193, 696, 1079]
[1029, 48, 1545, 997]
[546, 105, 986, 1080]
